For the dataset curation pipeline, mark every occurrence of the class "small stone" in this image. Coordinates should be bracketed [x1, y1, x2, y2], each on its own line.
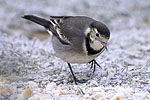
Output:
[45, 82, 56, 91]
[23, 87, 32, 99]
[0, 87, 5, 95]
[83, 94, 90, 99]
[28, 81, 38, 89]
[0, 74, 8, 77]
[5, 85, 13, 95]
[114, 96, 120, 100]
[144, 91, 150, 99]
[0, 79, 4, 82]
[111, 95, 120, 100]
[92, 92, 100, 100]
[59, 90, 65, 95]
[88, 88, 93, 94]
[0, 85, 13, 97]
[93, 87, 103, 92]
[73, 85, 78, 90]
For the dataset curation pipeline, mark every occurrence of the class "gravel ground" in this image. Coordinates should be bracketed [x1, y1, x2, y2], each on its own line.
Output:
[0, 0, 150, 100]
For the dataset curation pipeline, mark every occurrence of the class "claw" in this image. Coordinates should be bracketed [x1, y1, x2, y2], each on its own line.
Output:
[89, 59, 102, 73]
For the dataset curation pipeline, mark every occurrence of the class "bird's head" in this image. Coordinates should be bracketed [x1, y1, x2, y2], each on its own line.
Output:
[85, 21, 110, 54]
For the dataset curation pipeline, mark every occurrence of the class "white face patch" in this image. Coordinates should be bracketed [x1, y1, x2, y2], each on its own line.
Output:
[90, 40, 103, 51]
[84, 27, 91, 36]
[84, 27, 107, 53]
[94, 28, 98, 33]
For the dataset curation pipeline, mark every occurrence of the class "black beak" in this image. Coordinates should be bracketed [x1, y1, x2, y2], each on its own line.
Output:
[102, 42, 108, 51]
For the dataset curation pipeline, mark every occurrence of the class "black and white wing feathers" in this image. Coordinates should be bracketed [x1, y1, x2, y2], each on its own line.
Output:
[22, 15, 71, 45]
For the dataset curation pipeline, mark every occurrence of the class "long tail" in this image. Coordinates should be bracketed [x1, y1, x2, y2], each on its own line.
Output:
[22, 15, 51, 29]
[22, 15, 70, 45]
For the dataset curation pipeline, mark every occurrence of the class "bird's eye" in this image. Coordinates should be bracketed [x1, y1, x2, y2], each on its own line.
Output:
[96, 33, 99, 37]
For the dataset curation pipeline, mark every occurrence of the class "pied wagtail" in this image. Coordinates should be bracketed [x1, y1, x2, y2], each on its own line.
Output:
[22, 15, 110, 84]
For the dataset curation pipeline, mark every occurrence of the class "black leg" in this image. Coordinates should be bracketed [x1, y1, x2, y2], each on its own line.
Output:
[89, 59, 102, 73]
[67, 63, 87, 84]
[93, 59, 101, 68]
[67, 63, 78, 84]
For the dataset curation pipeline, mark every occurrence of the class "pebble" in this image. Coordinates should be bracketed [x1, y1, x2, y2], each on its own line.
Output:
[144, 91, 150, 99]
[23, 87, 32, 99]
[111, 95, 120, 100]
[59, 90, 65, 95]
[91, 92, 100, 100]
[88, 88, 93, 94]
[0, 85, 13, 97]
[83, 94, 90, 99]
[45, 82, 56, 91]
[0, 79, 4, 82]
[28, 81, 38, 89]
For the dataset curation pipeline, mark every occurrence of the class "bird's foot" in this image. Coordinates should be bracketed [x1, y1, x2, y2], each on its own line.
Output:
[73, 77, 87, 85]
[67, 63, 87, 85]
[89, 59, 102, 73]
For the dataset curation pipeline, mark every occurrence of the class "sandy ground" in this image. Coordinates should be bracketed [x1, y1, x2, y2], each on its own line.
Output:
[0, 0, 150, 100]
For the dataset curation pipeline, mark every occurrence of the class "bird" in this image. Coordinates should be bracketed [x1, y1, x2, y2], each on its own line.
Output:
[22, 15, 110, 84]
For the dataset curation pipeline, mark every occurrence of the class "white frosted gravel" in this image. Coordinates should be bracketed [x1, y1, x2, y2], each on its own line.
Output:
[0, 25, 150, 100]
[0, 0, 150, 100]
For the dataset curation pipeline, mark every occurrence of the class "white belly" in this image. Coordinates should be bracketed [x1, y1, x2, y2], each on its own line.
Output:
[52, 36, 101, 63]
[55, 51, 99, 63]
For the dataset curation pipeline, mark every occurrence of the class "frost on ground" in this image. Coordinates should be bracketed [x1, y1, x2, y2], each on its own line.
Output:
[0, 0, 150, 100]
[0, 25, 150, 100]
